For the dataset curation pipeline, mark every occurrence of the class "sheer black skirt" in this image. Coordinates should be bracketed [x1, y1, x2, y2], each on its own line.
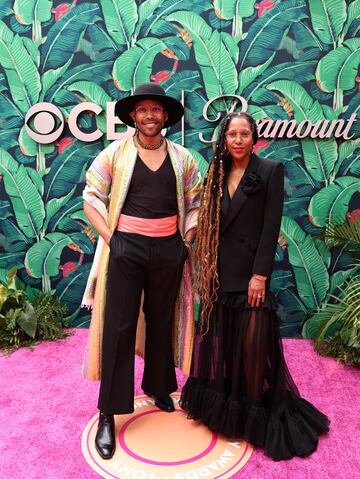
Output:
[180, 292, 330, 461]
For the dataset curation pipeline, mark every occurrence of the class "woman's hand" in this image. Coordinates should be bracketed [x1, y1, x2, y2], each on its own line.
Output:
[248, 275, 266, 308]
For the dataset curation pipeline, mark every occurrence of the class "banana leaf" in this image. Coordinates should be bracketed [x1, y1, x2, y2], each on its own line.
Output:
[280, 35, 305, 61]
[213, 0, 254, 41]
[26, 167, 44, 198]
[0, 128, 20, 149]
[221, 31, 239, 64]
[0, 21, 41, 113]
[291, 20, 325, 53]
[113, 37, 167, 91]
[163, 71, 202, 98]
[328, 266, 359, 300]
[47, 197, 84, 233]
[0, 148, 44, 239]
[24, 232, 73, 278]
[18, 124, 55, 158]
[0, 252, 25, 269]
[162, 35, 191, 61]
[0, 220, 29, 251]
[316, 38, 360, 93]
[267, 80, 325, 123]
[308, 0, 347, 46]
[22, 37, 40, 67]
[244, 61, 316, 102]
[300, 138, 338, 185]
[238, 54, 275, 95]
[270, 270, 295, 291]
[40, 58, 73, 100]
[67, 81, 112, 109]
[285, 159, 318, 191]
[77, 38, 97, 62]
[43, 189, 76, 233]
[342, 1, 360, 38]
[335, 139, 360, 177]
[261, 139, 302, 162]
[44, 142, 102, 201]
[340, 95, 360, 138]
[239, 0, 307, 69]
[55, 263, 91, 315]
[100, 0, 137, 48]
[281, 216, 329, 309]
[87, 24, 120, 54]
[213, 0, 253, 19]
[68, 233, 95, 255]
[133, 0, 164, 40]
[141, 0, 212, 37]
[40, 3, 101, 72]
[166, 11, 238, 99]
[276, 288, 309, 336]
[13, 0, 52, 25]
[283, 197, 310, 218]
[308, 176, 360, 227]
[0, 1, 12, 19]
[52, 217, 85, 234]
[0, 201, 12, 220]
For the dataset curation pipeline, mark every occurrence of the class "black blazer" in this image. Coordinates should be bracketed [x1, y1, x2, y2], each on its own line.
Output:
[218, 153, 284, 292]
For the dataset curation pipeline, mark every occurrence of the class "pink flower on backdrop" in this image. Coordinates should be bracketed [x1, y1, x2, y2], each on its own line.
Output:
[347, 209, 360, 224]
[57, 137, 75, 154]
[150, 70, 172, 84]
[51, 1, 77, 21]
[253, 139, 269, 153]
[356, 76, 360, 92]
[59, 262, 77, 278]
[255, 0, 277, 17]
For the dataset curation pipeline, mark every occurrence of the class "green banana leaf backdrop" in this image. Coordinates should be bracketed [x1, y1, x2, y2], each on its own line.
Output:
[0, 0, 359, 335]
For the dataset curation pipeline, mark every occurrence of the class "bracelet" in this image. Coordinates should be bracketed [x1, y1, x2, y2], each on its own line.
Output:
[184, 239, 193, 248]
[253, 274, 267, 281]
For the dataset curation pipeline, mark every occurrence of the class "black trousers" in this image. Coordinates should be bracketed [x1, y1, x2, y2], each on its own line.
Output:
[98, 230, 188, 415]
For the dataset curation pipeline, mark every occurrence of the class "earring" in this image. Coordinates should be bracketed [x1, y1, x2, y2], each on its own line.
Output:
[134, 120, 137, 129]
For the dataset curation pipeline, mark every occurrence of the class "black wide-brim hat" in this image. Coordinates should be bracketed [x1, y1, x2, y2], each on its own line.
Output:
[114, 82, 184, 128]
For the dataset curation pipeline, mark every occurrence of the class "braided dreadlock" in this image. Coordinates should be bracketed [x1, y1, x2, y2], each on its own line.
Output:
[195, 111, 259, 335]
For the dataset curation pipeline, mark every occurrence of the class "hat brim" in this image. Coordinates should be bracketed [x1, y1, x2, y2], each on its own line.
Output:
[114, 93, 184, 128]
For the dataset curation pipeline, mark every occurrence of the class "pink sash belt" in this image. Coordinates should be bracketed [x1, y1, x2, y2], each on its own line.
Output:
[116, 214, 178, 237]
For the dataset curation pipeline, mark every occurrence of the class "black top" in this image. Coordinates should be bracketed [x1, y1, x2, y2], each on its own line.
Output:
[121, 154, 178, 219]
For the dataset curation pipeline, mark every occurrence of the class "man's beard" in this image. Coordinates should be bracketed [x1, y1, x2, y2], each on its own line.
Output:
[137, 122, 164, 138]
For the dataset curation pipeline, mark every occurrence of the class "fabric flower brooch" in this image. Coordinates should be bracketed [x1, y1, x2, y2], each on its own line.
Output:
[240, 172, 263, 195]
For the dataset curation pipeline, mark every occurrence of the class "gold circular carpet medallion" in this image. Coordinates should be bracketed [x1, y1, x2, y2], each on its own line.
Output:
[82, 393, 253, 479]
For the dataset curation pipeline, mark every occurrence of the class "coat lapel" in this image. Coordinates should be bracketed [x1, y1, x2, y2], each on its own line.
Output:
[108, 137, 138, 231]
[221, 154, 260, 233]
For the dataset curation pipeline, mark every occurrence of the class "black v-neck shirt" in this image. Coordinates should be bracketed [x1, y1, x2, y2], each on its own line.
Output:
[121, 154, 178, 219]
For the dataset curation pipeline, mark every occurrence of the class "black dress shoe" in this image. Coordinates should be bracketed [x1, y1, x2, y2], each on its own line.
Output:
[144, 392, 175, 412]
[95, 412, 115, 460]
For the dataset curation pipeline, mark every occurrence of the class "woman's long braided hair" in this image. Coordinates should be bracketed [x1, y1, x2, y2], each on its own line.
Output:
[195, 112, 259, 335]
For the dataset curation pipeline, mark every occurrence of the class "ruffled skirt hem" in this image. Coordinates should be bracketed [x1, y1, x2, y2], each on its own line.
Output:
[181, 378, 330, 461]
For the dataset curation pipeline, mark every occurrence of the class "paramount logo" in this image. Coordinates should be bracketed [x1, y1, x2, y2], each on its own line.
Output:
[25, 94, 357, 145]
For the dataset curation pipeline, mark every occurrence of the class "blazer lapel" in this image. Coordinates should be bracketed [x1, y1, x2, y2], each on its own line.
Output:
[221, 154, 260, 233]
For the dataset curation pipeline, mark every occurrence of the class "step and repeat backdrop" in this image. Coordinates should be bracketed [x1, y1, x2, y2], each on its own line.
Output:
[0, 0, 359, 335]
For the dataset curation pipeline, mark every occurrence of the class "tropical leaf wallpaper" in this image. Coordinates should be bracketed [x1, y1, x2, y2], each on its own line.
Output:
[0, 0, 359, 335]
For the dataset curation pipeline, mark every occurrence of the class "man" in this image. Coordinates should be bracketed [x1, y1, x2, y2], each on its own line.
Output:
[82, 83, 201, 460]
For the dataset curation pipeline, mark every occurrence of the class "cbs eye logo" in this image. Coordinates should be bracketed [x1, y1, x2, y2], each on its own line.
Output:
[25, 101, 132, 143]
[25, 103, 65, 144]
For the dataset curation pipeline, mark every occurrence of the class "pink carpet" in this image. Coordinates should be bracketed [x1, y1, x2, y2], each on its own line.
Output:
[0, 329, 359, 479]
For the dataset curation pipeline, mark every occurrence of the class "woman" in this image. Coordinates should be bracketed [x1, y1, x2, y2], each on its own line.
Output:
[180, 112, 329, 460]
